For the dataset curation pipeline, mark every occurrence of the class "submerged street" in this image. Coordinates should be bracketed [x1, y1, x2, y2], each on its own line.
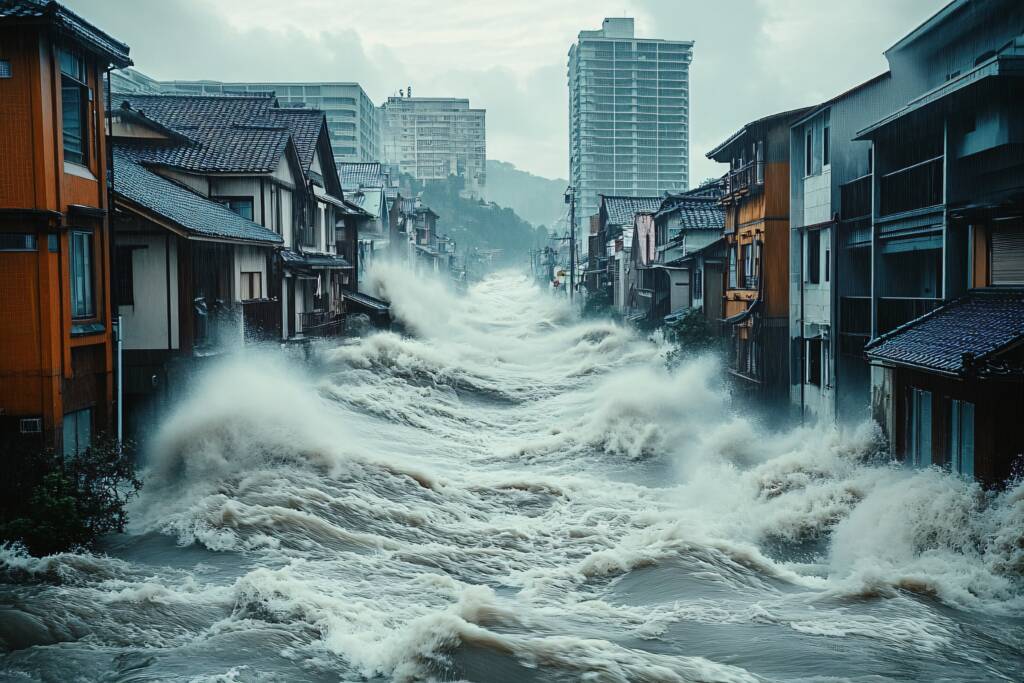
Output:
[0, 267, 1022, 682]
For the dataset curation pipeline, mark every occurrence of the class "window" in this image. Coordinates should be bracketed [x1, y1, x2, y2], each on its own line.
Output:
[741, 243, 752, 288]
[907, 388, 933, 467]
[240, 271, 263, 300]
[693, 268, 702, 299]
[215, 197, 254, 221]
[69, 230, 95, 318]
[62, 407, 92, 459]
[823, 125, 830, 167]
[948, 399, 975, 477]
[0, 233, 37, 251]
[0, 60, 11, 79]
[60, 49, 89, 165]
[728, 245, 737, 288]
[824, 247, 830, 283]
[806, 230, 821, 284]
[806, 338, 822, 387]
[805, 128, 813, 176]
[116, 246, 135, 305]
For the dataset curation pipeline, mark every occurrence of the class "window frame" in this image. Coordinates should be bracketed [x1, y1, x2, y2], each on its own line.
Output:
[69, 228, 96, 319]
[240, 271, 263, 301]
[806, 229, 821, 285]
[213, 196, 255, 221]
[59, 48, 90, 167]
[62, 407, 93, 460]
[116, 245, 136, 306]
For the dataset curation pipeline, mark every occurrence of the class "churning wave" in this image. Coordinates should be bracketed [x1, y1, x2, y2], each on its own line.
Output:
[1, 264, 1022, 682]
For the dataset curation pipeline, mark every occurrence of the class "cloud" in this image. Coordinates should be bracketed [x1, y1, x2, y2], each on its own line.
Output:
[66, 0, 948, 182]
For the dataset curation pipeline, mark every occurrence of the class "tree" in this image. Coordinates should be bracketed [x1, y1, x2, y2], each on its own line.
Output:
[0, 436, 142, 556]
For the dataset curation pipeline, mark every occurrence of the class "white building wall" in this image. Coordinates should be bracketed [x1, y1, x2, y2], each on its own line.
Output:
[233, 246, 269, 302]
[119, 234, 179, 351]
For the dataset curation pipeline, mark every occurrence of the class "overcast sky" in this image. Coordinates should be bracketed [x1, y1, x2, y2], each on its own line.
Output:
[68, 0, 947, 182]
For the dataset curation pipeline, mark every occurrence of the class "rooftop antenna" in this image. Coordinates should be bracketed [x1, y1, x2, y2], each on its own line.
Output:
[407, 85, 413, 98]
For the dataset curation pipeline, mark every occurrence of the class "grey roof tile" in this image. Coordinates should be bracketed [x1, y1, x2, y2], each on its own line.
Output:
[1, 0, 131, 67]
[865, 289, 1024, 374]
[601, 196, 663, 227]
[655, 196, 725, 230]
[339, 162, 386, 190]
[114, 147, 282, 245]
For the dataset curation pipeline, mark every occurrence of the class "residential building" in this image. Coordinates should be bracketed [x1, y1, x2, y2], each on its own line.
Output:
[568, 18, 693, 236]
[380, 95, 486, 197]
[859, 0, 1024, 484]
[591, 195, 663, 312]
[788, 73, 900, 423]
[0, 1, 131, 453]
[644, 188, 726, 325]
[127, 73, 381, 166]
[707, 107, 811, 406]
[108, 93, 356, 435]
[339, 161, 393, 274]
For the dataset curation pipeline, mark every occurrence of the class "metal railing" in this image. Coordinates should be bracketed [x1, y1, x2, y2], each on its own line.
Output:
[298, 310, 344, 338]
[879, 156, 943, 217]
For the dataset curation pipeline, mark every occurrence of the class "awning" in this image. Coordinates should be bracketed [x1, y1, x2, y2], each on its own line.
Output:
[280, 249, 352, 273]
[345, 290, 390, 312]
[721, 300, 760, 326]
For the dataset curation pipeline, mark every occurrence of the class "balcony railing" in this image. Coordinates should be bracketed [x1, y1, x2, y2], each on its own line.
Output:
[298, 310, 344, 338]
[879, 156, 943, 217]
[724, 160, 764, 198]
[877, 297, 942, 335]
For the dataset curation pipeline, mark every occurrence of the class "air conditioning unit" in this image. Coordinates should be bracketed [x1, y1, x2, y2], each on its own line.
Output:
[19, 418, 42, 434]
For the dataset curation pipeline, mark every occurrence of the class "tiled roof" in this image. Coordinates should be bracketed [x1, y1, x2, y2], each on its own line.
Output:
[339, 162, 386, 190]
[111, 93, 276, 133]
[655, 195, 725, 230]
[865, 289, 1024, 374]
[601, 196, 663, 227]
[127, 125, 291, 174]
[1, 0, 131, 67]
[266, 108, 325, 171]
[400, 198, 418, 214]
[113, 147, 282, 245]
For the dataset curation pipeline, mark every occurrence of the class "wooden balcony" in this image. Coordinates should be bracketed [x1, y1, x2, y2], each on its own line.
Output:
[722, 161, 764, 203]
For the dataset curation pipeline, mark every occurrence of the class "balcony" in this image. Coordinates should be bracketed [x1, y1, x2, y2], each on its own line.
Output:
[839, 296, 870, 356]
[877, 297, 942, 335]
[879, 156, 943, 217]
[723, 160, 764, 200]
[298, 310, 344, 338]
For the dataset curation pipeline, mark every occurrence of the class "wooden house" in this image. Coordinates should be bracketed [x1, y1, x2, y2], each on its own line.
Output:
[707, 107, 811, 405]
[0, 0, 131, 453]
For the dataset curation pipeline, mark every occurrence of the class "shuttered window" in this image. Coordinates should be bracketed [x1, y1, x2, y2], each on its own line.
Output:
[991, 228, 1024, 285]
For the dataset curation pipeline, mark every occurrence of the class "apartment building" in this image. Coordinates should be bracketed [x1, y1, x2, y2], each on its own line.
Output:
[568, 18, 692, 236]
[380, 94, 486, 197]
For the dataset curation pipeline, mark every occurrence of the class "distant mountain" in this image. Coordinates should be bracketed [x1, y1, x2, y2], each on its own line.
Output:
[484, 160, 567, 232]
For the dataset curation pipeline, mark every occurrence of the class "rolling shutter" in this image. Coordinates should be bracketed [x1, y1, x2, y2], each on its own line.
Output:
[991, 228, 1024, 285]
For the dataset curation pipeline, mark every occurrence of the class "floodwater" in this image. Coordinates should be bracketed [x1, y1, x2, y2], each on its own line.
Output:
[1, 266, 1022, 682]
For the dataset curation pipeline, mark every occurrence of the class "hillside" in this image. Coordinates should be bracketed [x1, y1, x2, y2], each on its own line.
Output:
[484, 160, 567, 230]
[404, 174, 549, 267]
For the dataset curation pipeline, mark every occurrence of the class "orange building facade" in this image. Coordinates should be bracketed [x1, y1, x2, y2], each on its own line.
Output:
[0, 3, 131, 453]
[706, 108, 810, 405]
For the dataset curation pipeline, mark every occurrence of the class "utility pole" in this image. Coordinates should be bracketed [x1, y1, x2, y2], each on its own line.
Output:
[565, 186, 576, 303]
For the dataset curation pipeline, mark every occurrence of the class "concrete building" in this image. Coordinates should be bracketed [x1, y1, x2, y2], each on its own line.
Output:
[112, 70, 381, 166]
[568, 18, 693, 236]
[380, 95, 486, 197]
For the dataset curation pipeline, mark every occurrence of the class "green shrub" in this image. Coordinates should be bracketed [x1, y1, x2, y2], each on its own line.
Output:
[0, 436, 141, 556]
[665, 307, 717, 367]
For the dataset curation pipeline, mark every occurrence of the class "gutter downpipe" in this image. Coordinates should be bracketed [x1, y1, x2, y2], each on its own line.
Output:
[799, 226, 805, 423]
[105, 64, 123, 443]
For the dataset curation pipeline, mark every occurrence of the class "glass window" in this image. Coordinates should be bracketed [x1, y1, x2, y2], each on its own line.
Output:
[823, 126, 830, 166]
[908, 388, 933, 467]
[62, 407, 92, 459]
[240, 271, 263, 300]
[949, 399, 975, 477]
[806, 230, 821, 284]
[728, 245, 737, 289]
[0, 233, 37, 251]
[805, 127, 813, 176]
[70, 230, 95, 318]
[60, 49, 88, 166]
[215, 197, 254, 220]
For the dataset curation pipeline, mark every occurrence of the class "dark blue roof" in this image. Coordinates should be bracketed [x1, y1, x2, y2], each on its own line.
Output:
[600, 196, 663, 227]
[1, 0, 131, 67]
[265, 108, 326, 172]
[339, 162, 387, 190]
[129, 126, 291, 174]
[113, 148, 282, 245]
[655, 195, 725, 230]
[112, 93, 275, 131]
[865, 289, 1024, 374]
